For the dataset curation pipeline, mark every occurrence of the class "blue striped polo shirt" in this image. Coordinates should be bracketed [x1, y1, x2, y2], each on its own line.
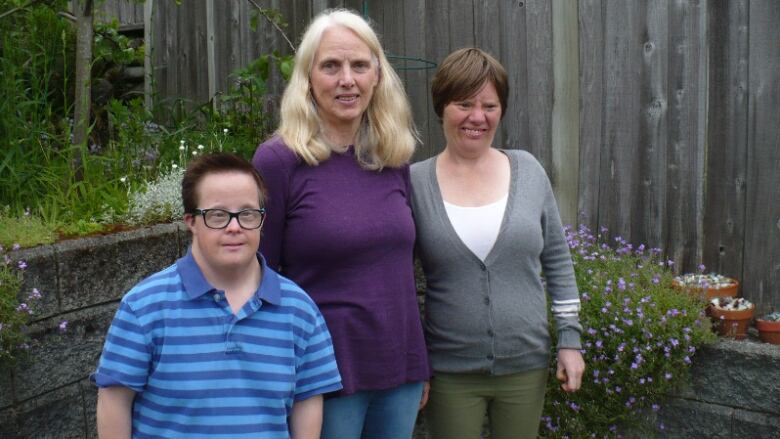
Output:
[92, 250, 342, 438]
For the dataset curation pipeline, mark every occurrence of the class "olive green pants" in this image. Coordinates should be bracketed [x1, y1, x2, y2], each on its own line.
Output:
[425, 369, 548, 439]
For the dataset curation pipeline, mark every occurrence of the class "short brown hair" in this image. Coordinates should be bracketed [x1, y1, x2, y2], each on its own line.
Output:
[431, 48, 509, 119]
[181, 153, 267, 213]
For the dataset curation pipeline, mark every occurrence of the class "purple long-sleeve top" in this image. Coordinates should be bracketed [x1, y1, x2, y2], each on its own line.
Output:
[252, 137, 430, 396]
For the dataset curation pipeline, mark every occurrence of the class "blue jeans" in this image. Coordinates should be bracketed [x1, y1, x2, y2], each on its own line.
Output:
[321, 381, 424, 439]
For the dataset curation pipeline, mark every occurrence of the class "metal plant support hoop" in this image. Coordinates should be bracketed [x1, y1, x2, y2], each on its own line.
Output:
[361, 1, 437, 72]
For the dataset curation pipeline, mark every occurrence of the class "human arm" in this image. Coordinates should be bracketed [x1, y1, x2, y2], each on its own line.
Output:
[96, 386, 135, 439]
[535, 159, 583, 351]
[289, 395, 323, 439]
[556, 348, 585, 392]
[252, 139, 294, 270]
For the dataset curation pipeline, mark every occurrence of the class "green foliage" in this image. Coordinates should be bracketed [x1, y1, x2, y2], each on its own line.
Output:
[206, 52, 292, 152]
[93, 19, 144, 68]
[541, 225, 716, 438]
[0, 208, 57, 248]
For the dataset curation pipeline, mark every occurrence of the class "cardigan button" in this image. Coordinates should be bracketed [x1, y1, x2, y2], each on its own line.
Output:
[483, 297, 490, 305]
[487, 329, 494, 336]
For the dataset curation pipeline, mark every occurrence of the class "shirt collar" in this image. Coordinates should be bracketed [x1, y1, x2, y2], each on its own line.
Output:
[176, 248, 281, 305]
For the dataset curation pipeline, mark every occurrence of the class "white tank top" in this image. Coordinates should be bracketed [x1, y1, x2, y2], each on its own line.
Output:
[443, 194, 508, 261]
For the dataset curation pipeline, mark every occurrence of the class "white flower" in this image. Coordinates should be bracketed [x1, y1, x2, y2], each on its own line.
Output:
[120, 177, 127, 183]
[197, 144, 204, 150]
[171, 163, 178, 169]
[192, 151, 198, 156]
[179, 145, 185, 151]
[223, 128, 229, 134]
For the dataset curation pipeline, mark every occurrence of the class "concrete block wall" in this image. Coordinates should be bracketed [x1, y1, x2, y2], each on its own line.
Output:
[1, 225, 779, 438]
[0, 224, 189, 438]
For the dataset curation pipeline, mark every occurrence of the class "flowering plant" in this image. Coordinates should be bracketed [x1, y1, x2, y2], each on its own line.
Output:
[540, 225, 716, 437]
[0, 245, 67, 367]
[0, 245, 38, 365]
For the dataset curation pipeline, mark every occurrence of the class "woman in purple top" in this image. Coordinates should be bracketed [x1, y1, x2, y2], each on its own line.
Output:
[252, 9, 429, 439]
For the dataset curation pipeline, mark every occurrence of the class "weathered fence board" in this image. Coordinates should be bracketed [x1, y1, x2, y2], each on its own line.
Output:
[599, 0, 642, 243]
[662, 0, 706, 270]
[576, 0, 603, 228]
[636, 0, 669, 254]
[496, 0, 529, 154]
[743, 0, 780, 315]
[703, 0, 748, 282]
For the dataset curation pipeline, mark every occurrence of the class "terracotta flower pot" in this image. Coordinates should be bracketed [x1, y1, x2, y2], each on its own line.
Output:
[672, 276, 739, 301]
[755, 319, 780, 345]
[708, 305, 754, 340]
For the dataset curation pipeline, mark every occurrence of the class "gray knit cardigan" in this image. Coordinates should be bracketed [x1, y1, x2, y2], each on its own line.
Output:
[410, 149, 583, 375]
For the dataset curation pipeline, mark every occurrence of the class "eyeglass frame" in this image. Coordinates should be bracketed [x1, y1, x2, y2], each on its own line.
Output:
[189, 208, 266, 230]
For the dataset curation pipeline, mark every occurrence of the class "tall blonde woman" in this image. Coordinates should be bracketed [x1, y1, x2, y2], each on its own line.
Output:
[252, 9, 429, 439]
[411, 48, 585, 439]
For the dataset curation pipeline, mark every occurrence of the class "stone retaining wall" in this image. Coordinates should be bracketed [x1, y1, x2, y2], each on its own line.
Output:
[0, 225, 778, 438]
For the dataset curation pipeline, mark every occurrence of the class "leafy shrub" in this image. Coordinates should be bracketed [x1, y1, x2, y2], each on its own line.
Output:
[124, 165, 185, 226]
[541, 225, 716, 437]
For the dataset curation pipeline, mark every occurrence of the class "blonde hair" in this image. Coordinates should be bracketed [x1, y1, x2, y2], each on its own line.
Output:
[276, 9, 417, 170]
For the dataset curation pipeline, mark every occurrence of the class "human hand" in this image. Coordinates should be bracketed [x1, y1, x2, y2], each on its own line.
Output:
[556, 348, 585, 393]
[419, 381, 430, 410]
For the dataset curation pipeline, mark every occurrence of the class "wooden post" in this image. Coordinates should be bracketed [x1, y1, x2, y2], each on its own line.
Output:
[144, 0, 153, 111]
[72, 0, 94, 155]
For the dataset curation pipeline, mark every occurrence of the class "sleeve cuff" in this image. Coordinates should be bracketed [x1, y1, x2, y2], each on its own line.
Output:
[557, 329, 582, 350]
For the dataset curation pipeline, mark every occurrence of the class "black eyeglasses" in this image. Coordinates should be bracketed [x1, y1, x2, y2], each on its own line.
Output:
[191, 208, 266, 230]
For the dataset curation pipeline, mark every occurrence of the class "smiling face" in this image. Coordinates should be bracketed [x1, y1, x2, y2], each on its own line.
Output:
[309, 26, 379, 138]
[442, 81, 502, 154]
[185, 171, 262, 275]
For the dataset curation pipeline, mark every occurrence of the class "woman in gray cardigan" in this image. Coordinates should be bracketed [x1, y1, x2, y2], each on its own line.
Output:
[410, 48, 585, 439]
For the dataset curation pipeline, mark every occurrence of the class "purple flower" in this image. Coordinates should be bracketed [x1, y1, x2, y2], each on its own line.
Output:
[18, 260, 27, 269]
[652, 403, 661, 411]
[617, 278, 627, 290]
[664, 372, 673, 380]
[684, 356, 691, 365]
[12, 243, 21, 251]
[698, 264, 706, 272]
[58, 320, 69, 333]
[28, 288, 42, 300]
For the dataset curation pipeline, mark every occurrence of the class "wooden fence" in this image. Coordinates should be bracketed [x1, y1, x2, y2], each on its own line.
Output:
[98, 0, 779, 312]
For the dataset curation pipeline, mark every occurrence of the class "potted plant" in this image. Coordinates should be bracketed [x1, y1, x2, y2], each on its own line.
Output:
[707, 297, 754, 340]
[672, 272, 739, 301]
[755, 311, 780, 345]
